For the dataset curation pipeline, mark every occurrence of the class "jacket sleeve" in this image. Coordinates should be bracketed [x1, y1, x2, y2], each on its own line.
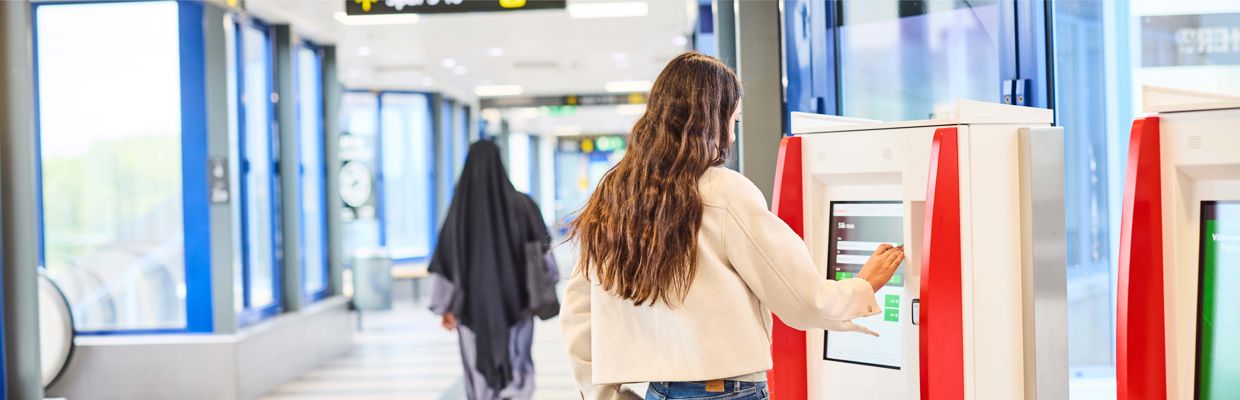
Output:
[561, 262, 642, 400]
[722, 177, 882, 333]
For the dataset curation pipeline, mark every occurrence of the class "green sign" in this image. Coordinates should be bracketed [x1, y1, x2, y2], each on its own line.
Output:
[1197, 201, 1240, 399]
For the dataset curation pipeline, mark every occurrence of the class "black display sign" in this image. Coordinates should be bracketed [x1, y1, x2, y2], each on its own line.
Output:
[1142, 13, 1240, 67]
[480, 93, 647, 108]
[345, 0, 566, 16]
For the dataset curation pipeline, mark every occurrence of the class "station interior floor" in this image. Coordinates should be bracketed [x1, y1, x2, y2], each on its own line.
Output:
[256, 281, 576, 400]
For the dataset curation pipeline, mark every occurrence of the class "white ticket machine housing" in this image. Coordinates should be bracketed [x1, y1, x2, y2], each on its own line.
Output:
[767, 101, 1067, 400]
[1117, 87, 1240, 400]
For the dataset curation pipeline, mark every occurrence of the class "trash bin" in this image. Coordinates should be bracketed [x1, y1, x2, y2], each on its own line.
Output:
[350, 248, 393, 311]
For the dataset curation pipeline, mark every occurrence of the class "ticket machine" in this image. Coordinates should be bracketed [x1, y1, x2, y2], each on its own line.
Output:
[1117, 87, 1240, 400]
[769, 100, 1067, 400]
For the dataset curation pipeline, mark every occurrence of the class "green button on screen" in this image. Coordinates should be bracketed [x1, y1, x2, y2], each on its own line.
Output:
[885, 295, 900, 308]
[884, 308, 899, 322]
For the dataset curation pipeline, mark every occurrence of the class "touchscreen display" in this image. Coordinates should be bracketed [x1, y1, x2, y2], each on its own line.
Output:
[1197, 201, 1239, 399]
[824, 201, 905, 369]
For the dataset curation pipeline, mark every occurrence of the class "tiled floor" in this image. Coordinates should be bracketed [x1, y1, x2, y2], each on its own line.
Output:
[259, 281, 580, 400]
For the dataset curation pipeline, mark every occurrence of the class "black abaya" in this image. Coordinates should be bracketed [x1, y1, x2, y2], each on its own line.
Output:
[429, 140, 544, 391]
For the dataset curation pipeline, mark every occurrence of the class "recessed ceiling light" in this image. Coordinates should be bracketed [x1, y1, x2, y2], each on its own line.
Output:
[334, 11, 420, 26]
[475, 84, 524, 97]
[673, 36, 688, 46]
[441, 58, 456, 68]
[453, 66, 467, 75]
[357, 46, 372, 56]
[568, 2, 648, 19]
[421, 77, 434, 86]
[605, 80, 652, 93]
[487, 47, 504, 57]
[612, 52, 628, 63]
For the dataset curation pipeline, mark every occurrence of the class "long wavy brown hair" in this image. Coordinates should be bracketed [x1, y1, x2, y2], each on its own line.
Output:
[568, 52, 741, 306]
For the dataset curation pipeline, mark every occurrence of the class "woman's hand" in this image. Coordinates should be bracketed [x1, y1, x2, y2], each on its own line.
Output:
[856, 244, 905, 292]
[441, 312, 458, 331]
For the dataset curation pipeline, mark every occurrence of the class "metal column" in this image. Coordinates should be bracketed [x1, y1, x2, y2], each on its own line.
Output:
[204, 4, 239, 334]
[734, 0, 784, 203]
[322, 46, 345, 296]
[0, 1, 45, 398]
[1019, 127, 1069, 400]
[274, 25, 304, 312]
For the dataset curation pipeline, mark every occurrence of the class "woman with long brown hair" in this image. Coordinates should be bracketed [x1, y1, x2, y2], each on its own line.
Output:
[561, 52, 904, 400]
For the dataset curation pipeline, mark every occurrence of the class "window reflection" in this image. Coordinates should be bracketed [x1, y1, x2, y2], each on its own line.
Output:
[241, 23, 278, 312]
[380, 93, 434, 260]
[298, 46, 328, 298]
[36, 1, 186, 331]
[838, 0, 1001, 121]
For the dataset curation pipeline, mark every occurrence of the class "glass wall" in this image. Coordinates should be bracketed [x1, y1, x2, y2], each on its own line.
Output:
[837, 0, 1001, 121]
[380, 93, 434, 261]
[1053, 0, 1240, 396]
[297, 44, 328, 300]
[36, 1, 188, 331]
[237, 21, 280, 322]
[339, 92, 381, 261]
[553, 136, 627, 234]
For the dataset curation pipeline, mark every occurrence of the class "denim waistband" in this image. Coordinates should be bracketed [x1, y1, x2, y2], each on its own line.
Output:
[648, 380, 765, 394]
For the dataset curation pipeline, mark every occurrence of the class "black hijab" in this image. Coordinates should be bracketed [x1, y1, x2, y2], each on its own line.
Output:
[429, 140, 541, 390]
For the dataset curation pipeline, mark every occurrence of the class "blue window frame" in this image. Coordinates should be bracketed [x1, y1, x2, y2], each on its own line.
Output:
[296, 41, 329, 302]
[234, 17, 281, 326]
[32, 0, 213, 334]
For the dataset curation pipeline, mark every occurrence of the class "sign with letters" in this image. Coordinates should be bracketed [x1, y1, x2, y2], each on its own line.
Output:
[345, 0, 566, 15]
[1142, 13, 1240, 67]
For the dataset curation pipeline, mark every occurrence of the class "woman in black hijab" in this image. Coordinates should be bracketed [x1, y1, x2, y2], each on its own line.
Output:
[429, 140, 551, 399]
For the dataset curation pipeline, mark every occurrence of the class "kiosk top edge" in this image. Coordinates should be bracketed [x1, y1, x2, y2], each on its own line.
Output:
[790, 100, 1052, 135]
[1142, 85, 1240, 114]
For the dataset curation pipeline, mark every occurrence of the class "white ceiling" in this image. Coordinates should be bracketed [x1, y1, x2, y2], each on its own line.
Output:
[248, 0, 699, 102]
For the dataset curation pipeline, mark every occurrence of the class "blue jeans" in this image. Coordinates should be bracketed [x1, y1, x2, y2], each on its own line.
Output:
[645, 381, 769, 400]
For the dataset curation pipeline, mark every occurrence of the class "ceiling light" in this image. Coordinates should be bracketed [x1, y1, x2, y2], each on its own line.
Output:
[487, 47, 504, 57]
[611, 52, 628, 63]
[673, 36, 689, 46]
[421, 77, 434, 86]
[605, 80, 652, 93]
[334, 11, 420, 26]
[568, 2, 648, 19]
[441, 58, 456, 68]
[616, 104, 646, 115]
[357, 46, 372, 56]
[475, 84, 523, 97]
[453, 66, 467, 75]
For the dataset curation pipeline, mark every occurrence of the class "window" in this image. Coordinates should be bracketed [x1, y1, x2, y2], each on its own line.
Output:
[507, 133, 533, 194]
[379, 93, 434, 261]
[440, 99, 457, 183]
[1052, 0, 1240, 397]
[37, 1, 189, 332]
[297, 44, 328, 301]
[339, 92, 380, 261]
[236, 20, 281, 323]
[837, 0, 1002, 121]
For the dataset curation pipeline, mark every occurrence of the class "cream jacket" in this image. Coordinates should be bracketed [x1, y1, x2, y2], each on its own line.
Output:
[561, 167, 882, 400]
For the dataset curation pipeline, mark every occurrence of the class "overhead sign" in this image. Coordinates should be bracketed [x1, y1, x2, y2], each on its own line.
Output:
[481, 93, 647, 108]
[346, 0, 566, 15]
[1142, 13, 1240, 67]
